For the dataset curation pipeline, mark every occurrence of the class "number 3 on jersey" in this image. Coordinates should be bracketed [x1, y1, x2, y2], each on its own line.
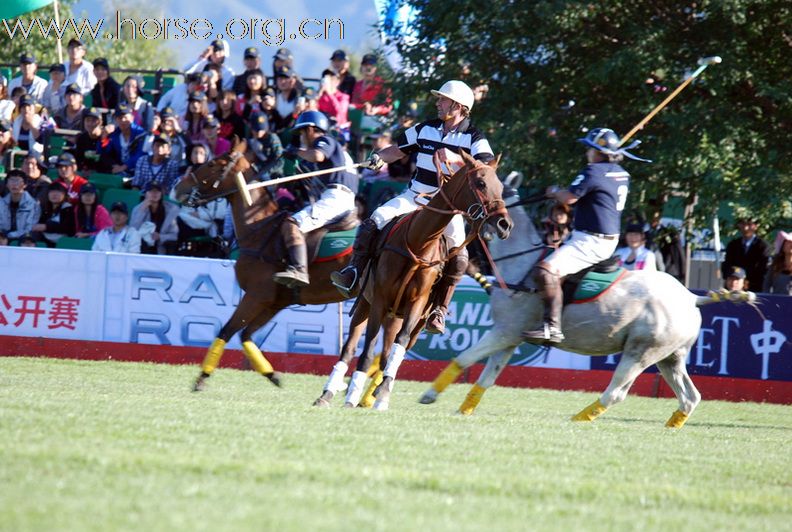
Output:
[616, 185, 628, 211]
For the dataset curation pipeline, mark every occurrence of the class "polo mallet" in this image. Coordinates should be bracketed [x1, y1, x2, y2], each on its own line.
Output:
[238, 163, 363, 206]
[619, 56, 722, 146]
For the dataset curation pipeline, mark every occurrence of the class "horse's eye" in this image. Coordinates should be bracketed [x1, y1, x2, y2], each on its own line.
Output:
[477, 179, 486, 189]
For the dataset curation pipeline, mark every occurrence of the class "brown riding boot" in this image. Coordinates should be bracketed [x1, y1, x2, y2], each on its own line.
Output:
[272, 218, 310, 288]
[425, 249, 468, 335]
[522, 266, 565, 343]
[330, 218, 379, 297]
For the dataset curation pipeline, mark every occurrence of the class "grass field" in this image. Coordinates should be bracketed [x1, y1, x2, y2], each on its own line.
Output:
[1, 357, 790, 532]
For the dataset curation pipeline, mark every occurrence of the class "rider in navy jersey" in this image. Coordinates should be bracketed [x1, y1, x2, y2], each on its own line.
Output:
[523, 128, 649, 344]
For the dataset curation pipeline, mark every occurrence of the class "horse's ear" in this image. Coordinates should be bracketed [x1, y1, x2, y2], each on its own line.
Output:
[487, 153, 501, 170]
[460, 150, 476, 166]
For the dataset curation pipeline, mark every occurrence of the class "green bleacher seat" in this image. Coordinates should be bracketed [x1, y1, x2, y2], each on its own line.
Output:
[101, 188, 141, 213]
[89, 172, 126, 189]
[55, 236, 95, 250]
[83, 93, 93, 107]
[48, 135, 68, 156]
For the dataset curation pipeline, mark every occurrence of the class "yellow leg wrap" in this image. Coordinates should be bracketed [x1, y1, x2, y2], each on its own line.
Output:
[366, 355, 382, 378]
[242, 341, 275, 375]
[665, 409, 689, 429]
[571, 399, 607, 422]
[360, 370, 384, 408]
[432, 360, 464, 393]
[201, 338, 227, 375]
[458, 384, 486, 416]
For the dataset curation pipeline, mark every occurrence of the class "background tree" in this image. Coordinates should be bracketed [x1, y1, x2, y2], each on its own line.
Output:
[382, 0, 792, 237]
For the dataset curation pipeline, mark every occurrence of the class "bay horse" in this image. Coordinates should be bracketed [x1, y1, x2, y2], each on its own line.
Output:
[339, 151, 513, 411]
[173, 139, 366, 391]
[419, 185, 754, 428]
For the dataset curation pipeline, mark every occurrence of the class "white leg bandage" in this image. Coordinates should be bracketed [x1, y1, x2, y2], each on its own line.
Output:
[383, 343, 407, 380]
[344, 371, 369, 406]
[324, 360, 348, 393]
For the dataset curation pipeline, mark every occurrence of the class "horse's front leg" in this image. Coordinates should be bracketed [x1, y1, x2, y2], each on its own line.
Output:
[458, 347, 515, 415]
[344, 299, 384, 407]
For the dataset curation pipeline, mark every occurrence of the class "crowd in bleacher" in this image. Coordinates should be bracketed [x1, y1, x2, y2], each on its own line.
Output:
[0, 38, 415, 257]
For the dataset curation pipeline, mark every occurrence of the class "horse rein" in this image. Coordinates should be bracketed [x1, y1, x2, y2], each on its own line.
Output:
[185, 151, 246, 206]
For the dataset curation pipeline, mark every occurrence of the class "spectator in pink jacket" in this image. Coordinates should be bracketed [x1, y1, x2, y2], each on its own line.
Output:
[73, 183, 112, 237]
[318, 69, 350, 130]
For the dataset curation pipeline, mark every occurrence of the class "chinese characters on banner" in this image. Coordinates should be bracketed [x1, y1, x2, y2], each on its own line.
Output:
[0, 294, 81, 330]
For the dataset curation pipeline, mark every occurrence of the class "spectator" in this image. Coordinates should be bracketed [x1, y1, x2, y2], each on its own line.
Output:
[0, 230, 7, 246]
[90, 57, 121, 112]
[53, 83, 86, 135]
[92, 201, 141, 253]
[215, 90, 245, 141]
[0, 170, 41, 240]
[0, 76, 14, 122]
[182, 91, 209, 143]
[274, 66, 301, 128]
[74, 107, 107, 172]
[360, 132, 391, 182]
[119, 75, 155, 131]
[131, 134, 181, 191]
[318, 70, 350, 131]
[255, 86, 281, 132]
[12, 94, 47, 153]
[130, 181, 179, 255]
[184, 142, 209, 174]
[184, 39, 235, 91]
[542, 202, 572, 249]
[201, 116, 230, 158]
[0, 119, 13, 168]
[19, 233, 38, 247]
[41, 64, 66, 114]
[73, 183, 111, 237]
[235, 69, 268, 118]
[247, 113, 283, 180]
[32, 181, 75, 246]
[53, 152, 88, 205]
[200, 63, 222, 112]
[21, 152, 51, 205]
[329, 49, 356, 96]
[762, 231, 792, 295]
[62, 38, 97, 96]
[233, 47, 261, 95]
[721, 217, 771, 292]
[724, 266, 747, 292]
[158, 107, 188, 165]
[271, 48, 304, 90]
[8, 52, 48, 103]
[98, 104, 147, 175]
[615, 223, 657, 271]
[157, 73, 202, 118]
[351, 53, 392, 116]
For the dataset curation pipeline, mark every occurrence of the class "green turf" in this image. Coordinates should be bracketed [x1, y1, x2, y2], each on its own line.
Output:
[0, 357, 790, 532]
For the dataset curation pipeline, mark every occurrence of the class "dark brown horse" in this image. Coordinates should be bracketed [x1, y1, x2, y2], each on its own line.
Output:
[173, 139, 364, 390]
[338, 151, 513, 410]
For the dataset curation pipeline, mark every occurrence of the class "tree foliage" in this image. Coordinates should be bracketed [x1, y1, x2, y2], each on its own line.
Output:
[382, 0, 792, 233]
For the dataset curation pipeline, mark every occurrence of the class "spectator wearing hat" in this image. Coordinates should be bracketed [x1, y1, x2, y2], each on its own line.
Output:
[53, 83, 87, 136]
[32, 181, 75, 246]
[73, 183, 111, 238]
[130, 181, 179, 255]
[271, 47, 304, 88]
[615, 223, 657, 271]
[329, 50, 357, 97]
[762, 231, 792, 295]
[215, 89, 245, 142]
[274, 66, 302, 130]
[721, 217, 771, 292]
[98, 104, 147, 175]
[182, 91, 210, 143]
[157, 73, 203, 119]
[42, 64, 66, 114]
[119, 75, 155, 131]
[74, 107, 109, 172]
[62, 38, 97, 96]
[21, 152, 51, 205]
[184, 39, 235, 91]
[53, 152, 88, 205]
[351, 53, 393, 116]
[92, 201, 141, 253]
[0, 76, 15, 122]
[235, 69, 268, 118]
[201, 115, 230, 158]
[0, 170, 41, 240]
[90, 57, 121, 112]
[233, 47, 262, 95]
[9, 53, 48, 103]
[132, 134, 181, 192]
[199, 63, 223, 112]
[247, 112, 283, 180]
[12, 94, 50, 153]
[318, 69, 351, 132]
[158, 107, 188, 166]
[725, 266, 747, 292]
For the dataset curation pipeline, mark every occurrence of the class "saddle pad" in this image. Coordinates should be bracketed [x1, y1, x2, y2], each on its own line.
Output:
[314, 228, 357, 262]
[571, 268, 627, 303]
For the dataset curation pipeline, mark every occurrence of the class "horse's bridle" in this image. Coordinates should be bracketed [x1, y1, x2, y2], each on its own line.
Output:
[185, 151, 245, 206]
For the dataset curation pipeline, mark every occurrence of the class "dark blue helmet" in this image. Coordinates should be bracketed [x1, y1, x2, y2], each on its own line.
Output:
[293, 110, 330, 133]
[577, 127, 651, 162]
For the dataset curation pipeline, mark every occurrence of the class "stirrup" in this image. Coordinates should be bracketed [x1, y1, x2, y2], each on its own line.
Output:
[330, 266, 358, 293]
[522, 323, 565, 344]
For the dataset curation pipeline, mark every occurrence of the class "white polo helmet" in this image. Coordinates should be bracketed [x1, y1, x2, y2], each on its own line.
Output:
[430, 80, 475, 111]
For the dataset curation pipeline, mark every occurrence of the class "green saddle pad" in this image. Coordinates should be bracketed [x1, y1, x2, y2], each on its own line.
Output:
[315, 228, 357, 262]
[572, 268, 626, 303]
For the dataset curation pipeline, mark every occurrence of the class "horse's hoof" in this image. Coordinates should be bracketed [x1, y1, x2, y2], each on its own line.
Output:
[193, 375, 208, 392]
[265, 372, 283, 387]
[342, 402, 355, 408]
[419, 389, 438, 404]
[313, 390, 334, 407]
[373, 399, 389, 411]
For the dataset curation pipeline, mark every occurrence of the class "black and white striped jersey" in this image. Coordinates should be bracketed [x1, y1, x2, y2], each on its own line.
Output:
[395, 118, 494, 187]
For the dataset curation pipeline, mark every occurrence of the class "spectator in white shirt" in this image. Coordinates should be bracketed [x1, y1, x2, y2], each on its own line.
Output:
[62, 38, 97, 96]
[42, 64, 66, 114]
[8, 52, 48, 103]
[92, 201, 141, 253]
[156, 73, 202, 119]
[183, 39, 235, 91]
[0, 76, 14, 122]
[615, 223, 657, 271]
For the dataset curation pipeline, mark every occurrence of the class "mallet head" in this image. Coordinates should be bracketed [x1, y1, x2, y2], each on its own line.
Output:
[698, 56, 722, 66]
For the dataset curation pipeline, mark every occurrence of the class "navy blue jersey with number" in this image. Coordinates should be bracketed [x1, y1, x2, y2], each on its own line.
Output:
[312, 135, 359, 193]
[568, 162, 630, 235]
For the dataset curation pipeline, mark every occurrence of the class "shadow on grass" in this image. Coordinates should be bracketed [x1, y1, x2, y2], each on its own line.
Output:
[606, 416, 792, 431]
